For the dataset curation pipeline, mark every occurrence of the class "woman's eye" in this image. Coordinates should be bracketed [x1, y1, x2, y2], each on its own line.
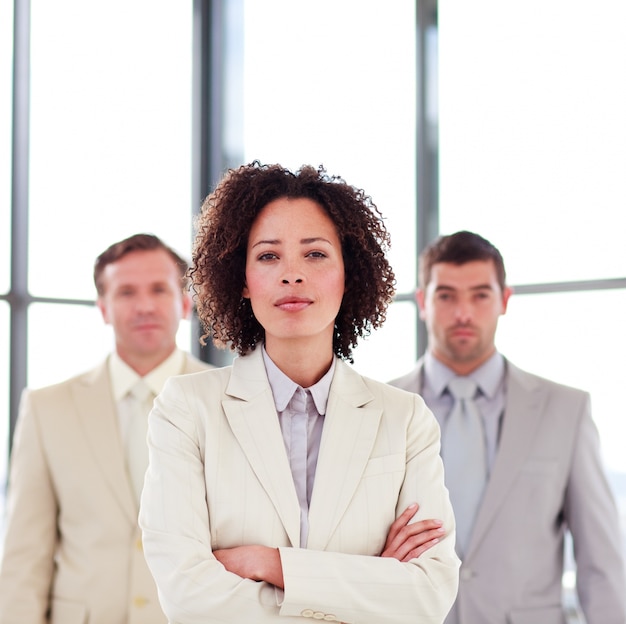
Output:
[258, 252, 278, 261]
[307, 251, 327, 259]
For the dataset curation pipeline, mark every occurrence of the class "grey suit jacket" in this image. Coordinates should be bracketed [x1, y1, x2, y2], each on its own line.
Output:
[0, 351, 209, 624]
[139, 347, 460, 624]
[390, 357, 626, 624]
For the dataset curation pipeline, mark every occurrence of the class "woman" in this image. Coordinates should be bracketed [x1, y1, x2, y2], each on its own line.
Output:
[139, 162, 459, 623]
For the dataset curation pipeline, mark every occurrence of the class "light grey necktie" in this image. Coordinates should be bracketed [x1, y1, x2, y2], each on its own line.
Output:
[125, 380, 153, 505]
[442, 376, 487, 558]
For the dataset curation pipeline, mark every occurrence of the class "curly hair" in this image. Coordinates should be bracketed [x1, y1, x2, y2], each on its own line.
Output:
[190, 161, 396, 362]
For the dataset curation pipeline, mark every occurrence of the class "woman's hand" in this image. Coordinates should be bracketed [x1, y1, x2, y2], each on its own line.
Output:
[213, 545, 285, 588]
[380, 504, 445, 562]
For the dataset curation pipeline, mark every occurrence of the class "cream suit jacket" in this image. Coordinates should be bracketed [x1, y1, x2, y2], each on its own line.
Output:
[390, 357, 626, 624]
[139, 347, 460, 624]
[0, 352, 209, 624]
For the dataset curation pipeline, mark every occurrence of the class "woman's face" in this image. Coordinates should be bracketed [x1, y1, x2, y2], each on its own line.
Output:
[243, 196, 345, 352]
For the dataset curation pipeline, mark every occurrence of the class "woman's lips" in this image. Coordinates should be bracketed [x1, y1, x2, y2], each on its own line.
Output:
[274, 296, 313, 312]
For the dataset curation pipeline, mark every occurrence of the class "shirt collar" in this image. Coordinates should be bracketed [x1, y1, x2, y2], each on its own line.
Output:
[262, 346, 335, 415]
[424, 350, 505, 399]
[109, 348, 186, 401]
[472, 351, 506, 398]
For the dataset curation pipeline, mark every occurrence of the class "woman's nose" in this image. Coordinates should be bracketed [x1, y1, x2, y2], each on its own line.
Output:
[281, 259, 304, 284]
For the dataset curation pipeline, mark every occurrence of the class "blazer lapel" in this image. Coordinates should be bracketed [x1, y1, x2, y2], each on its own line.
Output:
[72, 360, 137, 523]
[466, 361, 545, 557]
[223, 350, 301, 547]
[307, 360, 381, 551]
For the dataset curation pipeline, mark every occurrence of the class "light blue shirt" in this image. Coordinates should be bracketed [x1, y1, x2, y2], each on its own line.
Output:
[421, 351, 507, 473]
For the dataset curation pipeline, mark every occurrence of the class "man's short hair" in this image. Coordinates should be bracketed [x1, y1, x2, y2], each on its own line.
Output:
[93, 233, 188, 296]
[419, 230, 507, 292]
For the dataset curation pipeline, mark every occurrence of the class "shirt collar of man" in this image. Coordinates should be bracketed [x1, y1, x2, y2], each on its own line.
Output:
[109, 348, 185, 401]
[262, 345, 335, 415]
[424, 350, 505, 400]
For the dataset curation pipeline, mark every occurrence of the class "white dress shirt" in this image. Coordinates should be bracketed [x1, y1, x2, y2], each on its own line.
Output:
[109, 349, 186, 451]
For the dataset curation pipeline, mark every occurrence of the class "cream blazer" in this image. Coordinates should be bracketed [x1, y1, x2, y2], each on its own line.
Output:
[139, 347, 460, 624]
[390, 358, 626, 624]
[0, 352, 209, 624]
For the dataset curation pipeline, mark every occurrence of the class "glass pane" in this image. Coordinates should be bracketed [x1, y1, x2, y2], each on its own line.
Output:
[438, 1, 626, 285]
[0, 0, 12, 294]
[27, 303, 192, 390]
[352, 300, 417, 383]
[0, 302, 9, 543]
[241, 0, 417, 293]
[28, 1, 193, 300]
[497, 288, 626, 560]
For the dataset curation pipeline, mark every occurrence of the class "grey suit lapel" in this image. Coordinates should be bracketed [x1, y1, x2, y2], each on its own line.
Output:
[466, 361, 545, 557]
[223, 350, 301, 547]
[406, 358, 546, 559]
[72, 360, 137, 523]
[307, 361, 381, 551]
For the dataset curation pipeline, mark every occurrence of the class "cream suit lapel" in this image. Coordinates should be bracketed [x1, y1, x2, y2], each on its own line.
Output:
[73, 360, 137, 523]
[307, 361, 381, 551]
[465, 361, 545, 558]
[223, 349, 301, 547]
[182, 352, 212, 375]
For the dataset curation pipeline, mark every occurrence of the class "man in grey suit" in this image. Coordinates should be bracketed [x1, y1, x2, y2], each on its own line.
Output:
[0, 234, 210, 624]
[390, 230, 626, 624]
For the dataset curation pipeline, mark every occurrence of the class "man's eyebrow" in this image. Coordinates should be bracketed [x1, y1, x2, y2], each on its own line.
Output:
[433, 284, 494, 291]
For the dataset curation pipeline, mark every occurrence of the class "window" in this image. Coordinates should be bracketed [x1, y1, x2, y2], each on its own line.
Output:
[239, 0, 419, 380]
[0, 0, 14, 536]
[27, 0, 194, 386]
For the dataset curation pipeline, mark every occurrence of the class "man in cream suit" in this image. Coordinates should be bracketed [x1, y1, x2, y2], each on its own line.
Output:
[0, 234, 210, 624]
[390, 231, 626, 624]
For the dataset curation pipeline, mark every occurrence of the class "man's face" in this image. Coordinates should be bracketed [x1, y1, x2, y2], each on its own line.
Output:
[418, 259, 511, 374]
[97, 248, 191, 372]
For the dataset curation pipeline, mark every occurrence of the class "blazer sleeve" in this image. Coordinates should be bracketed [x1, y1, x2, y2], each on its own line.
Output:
[139, 376, 459, 624]
[140, 375, 286, 623]
[0, 390, 58, 624]
[563, 392, 626, 624]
